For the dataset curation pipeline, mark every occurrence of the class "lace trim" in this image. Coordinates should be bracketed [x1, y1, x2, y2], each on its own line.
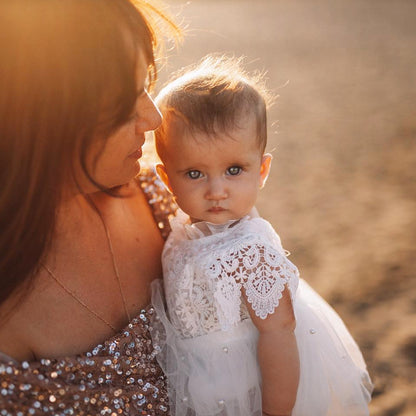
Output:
[162, 213, 300, 337]
[208, 240, 299, 326]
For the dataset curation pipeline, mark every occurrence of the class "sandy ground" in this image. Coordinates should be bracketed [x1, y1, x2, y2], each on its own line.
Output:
[154, 0, 416, 414]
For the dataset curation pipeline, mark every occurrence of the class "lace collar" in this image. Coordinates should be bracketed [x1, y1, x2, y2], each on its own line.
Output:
[171, 209, 249, 240]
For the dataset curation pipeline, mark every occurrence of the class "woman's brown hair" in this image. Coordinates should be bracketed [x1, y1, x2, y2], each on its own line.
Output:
[0, 0, 178, 309]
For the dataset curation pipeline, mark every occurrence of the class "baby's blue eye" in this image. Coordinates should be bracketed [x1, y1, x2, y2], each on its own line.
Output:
[227, 166, 242, 176]
[187, 170, 202, 179]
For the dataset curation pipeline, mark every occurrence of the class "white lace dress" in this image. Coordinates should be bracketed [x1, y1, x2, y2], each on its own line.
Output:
[151, 210, 373, 416]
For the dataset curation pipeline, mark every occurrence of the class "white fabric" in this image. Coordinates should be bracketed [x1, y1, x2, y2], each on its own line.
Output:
[151, 209, 373, 415]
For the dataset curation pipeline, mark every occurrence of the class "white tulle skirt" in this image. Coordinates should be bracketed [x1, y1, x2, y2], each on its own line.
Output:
[151, 279, 372, 416]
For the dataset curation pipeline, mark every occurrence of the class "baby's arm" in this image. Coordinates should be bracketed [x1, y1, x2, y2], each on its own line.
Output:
[243, 286, 299, 416]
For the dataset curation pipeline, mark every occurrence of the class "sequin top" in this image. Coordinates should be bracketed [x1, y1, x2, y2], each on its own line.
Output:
[0, 167, 177, 415]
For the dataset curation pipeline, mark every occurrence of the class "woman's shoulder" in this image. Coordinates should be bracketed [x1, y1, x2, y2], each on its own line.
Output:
[0, 307, 169, 414]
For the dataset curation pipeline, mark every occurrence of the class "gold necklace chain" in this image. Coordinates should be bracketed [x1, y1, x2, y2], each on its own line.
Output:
[42, 263, 117, 332]
[98, 207, 132, 324]
[42, 198, 131, 333]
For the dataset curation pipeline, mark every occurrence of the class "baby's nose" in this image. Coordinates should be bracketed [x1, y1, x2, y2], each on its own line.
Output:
[205, 178, 228, 201]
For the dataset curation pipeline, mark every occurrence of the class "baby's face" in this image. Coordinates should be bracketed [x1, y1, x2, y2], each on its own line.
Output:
[157, 113, 271, 224]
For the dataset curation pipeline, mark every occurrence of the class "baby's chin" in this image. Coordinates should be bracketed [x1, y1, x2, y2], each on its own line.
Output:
[190, 212, 245, 225]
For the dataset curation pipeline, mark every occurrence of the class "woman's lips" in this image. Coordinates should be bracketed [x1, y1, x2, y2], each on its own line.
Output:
[128, 148, 142, 160]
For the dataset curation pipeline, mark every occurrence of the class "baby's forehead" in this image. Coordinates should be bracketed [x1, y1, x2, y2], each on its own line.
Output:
[156, 108, 264, 163]
[164, 130, 262, 169]
[175, 126, 259, 151]
[166, 110, 258, 142]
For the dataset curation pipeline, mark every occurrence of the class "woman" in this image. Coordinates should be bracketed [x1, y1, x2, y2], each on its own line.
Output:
[0, 0, 179, 413]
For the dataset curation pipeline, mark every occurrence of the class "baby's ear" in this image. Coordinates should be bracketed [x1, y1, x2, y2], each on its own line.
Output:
[259, 153, 272, 188]
[155, 164, 173, 193]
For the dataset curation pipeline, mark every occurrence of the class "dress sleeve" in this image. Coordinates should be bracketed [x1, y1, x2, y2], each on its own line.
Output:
[240, 240, 299, 319]
[138, 166, 177, 240]
[208, 233, 299, 326]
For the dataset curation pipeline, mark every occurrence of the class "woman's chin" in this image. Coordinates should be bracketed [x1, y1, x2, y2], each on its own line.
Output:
[116, 159, 143, 186]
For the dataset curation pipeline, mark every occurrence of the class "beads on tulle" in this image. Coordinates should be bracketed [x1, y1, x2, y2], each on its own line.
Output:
[309, 328, 317, 334]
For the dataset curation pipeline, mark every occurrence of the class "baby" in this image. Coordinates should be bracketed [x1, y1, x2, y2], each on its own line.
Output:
[151, 55, 372, 416]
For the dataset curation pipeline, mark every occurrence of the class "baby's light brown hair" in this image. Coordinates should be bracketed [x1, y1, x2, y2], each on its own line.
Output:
[154, 55, 273, 161]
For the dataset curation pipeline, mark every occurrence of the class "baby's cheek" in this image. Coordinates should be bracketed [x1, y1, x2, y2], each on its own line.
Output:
[241, 187, 259, 207]
[176, 194, 198, 214]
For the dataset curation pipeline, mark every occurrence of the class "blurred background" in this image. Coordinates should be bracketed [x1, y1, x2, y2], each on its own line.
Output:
[154, 0, 416, 414]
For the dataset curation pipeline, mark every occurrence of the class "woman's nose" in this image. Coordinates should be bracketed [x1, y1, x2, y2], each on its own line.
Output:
[136, 92, 162, 133]
[205, 178, 228, 201]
